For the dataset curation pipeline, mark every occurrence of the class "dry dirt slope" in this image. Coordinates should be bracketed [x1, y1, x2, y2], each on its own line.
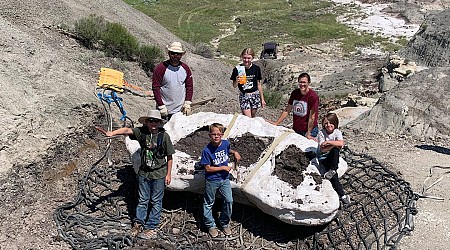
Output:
[0, 0, 236, 175]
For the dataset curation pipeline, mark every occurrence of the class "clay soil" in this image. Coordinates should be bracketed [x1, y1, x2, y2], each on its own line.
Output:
[274, 145, 318, 188]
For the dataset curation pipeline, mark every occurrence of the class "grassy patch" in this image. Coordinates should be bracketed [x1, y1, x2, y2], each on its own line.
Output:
[264, 89, 283, 108]
[123, 0, 374, 56]
[124, 0, 409, 57]
[340, 33, 388, 54]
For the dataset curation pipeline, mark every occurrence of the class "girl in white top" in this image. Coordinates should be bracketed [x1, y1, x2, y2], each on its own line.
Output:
[317, 113, 350, 205]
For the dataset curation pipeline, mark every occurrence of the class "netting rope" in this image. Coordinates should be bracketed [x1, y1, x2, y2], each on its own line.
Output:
[54, 140, 418, 250]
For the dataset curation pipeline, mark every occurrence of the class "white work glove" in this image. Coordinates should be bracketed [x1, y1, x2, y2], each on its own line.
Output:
[182, 101, 192, 115]
[158, 105, 168, 117]
[324, 170, 336, 180]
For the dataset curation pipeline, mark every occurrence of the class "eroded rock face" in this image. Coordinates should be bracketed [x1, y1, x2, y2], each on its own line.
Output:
[401, 8, 450, 67]
[347, 67, 450, 140]
[127, 112, 349, 225]
[377, 55, 428, 92]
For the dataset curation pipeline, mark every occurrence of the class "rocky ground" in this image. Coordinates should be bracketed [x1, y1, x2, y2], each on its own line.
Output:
[1, 0, 450, 249]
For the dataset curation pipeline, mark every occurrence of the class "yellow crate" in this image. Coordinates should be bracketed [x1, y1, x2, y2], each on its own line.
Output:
[97, 68, 124, 93]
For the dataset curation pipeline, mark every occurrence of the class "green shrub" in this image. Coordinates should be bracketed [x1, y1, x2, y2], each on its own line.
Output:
[73, 15, 162, 72]
[101, 22, 139, 60]
[264, 89, 283, 108]
[74, 15, 107, 49]
[138, 44, 163, 72]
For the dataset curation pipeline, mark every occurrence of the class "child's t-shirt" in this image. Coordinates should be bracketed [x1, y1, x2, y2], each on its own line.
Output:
[317, 128, 343, 160]
[131, 127, 175, 179]
[230, 64, 262, 93]
[200, 139, 231, 181]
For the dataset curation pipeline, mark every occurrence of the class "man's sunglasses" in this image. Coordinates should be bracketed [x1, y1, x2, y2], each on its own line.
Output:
[169, 51, 183, 56]
[146, 118, 160, 123]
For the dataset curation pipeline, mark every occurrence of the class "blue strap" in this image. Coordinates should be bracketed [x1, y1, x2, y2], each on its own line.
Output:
[97, 91, 127, 121]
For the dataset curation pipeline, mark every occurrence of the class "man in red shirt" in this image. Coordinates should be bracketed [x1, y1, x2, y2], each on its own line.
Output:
[268, 72, 319, 140]
[152, 42, 194, 120]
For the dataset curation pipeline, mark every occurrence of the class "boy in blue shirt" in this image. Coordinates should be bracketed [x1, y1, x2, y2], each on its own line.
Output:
[201, 123, 241, 237]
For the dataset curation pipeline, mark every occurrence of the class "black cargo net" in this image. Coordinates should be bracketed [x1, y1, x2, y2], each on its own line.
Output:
[54, 145, 418, 249]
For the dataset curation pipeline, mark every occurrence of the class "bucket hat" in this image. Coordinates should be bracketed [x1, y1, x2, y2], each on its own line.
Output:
[138, 110, 162, 124]
[167, 42, 185, 53]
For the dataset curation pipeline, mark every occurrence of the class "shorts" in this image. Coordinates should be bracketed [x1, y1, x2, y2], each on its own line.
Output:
[239, 91, 261, 110]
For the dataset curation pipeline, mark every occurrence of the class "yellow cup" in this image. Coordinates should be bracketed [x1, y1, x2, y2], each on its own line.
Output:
[239, 75, 247, 85]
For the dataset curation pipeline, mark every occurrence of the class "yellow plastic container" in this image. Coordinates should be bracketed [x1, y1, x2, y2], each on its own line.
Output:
[236, 66, 247, 85]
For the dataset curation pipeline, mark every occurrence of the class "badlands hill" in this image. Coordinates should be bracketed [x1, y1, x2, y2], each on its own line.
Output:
[348, 8, 450, 140]
[0, 0, 237, 175]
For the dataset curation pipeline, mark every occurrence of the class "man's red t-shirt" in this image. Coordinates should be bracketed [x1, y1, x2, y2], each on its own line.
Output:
[288, 88, 319, 133]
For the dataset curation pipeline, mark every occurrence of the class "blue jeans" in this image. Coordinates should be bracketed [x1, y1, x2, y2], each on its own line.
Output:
[134, 176, 165, 229]
[296, 126, 318, 138]
[203, 179, 233, 229]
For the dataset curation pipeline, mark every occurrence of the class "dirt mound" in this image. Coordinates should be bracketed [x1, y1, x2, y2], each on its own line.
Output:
[229, 134, 273, 168]
[173, 126, 211, 157]
[273, 145, 321, 188]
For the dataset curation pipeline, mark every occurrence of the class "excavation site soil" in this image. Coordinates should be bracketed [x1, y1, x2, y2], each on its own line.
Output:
[175, 129, 313, 187]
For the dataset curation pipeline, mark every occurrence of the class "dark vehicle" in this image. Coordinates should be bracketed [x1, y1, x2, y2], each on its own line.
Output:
[260, 42, 278, 59]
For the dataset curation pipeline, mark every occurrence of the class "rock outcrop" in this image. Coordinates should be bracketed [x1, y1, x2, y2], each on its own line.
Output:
[348, 8, 450, 140]
[377, 55, 427, 92]
[347, 67, 450, 140]
[401, 8, 450, 67]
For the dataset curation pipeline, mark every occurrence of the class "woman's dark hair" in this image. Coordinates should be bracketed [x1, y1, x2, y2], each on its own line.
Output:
[298, 72, 311, 83]
[323, 112, 339, 128]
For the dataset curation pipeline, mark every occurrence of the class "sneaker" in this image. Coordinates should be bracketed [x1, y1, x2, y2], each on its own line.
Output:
[208, 227, 219, 238]
[341, 195, 351, 205]
[222, 226, 232, 236]
[138, 229, 158, 240]
[130, 223, 143, 237]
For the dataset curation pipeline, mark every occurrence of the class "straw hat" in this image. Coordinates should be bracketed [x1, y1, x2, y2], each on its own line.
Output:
[167, 41, 185, 53]
[138, 110, 162, 124]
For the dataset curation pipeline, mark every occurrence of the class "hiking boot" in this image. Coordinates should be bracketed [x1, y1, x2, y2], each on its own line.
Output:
[130, 223, 143, 237]
[138, 229, 158, 240]
[208, 227, 219, 238]
[341, 195, 351, 205]
[222, 226, 232, 236]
